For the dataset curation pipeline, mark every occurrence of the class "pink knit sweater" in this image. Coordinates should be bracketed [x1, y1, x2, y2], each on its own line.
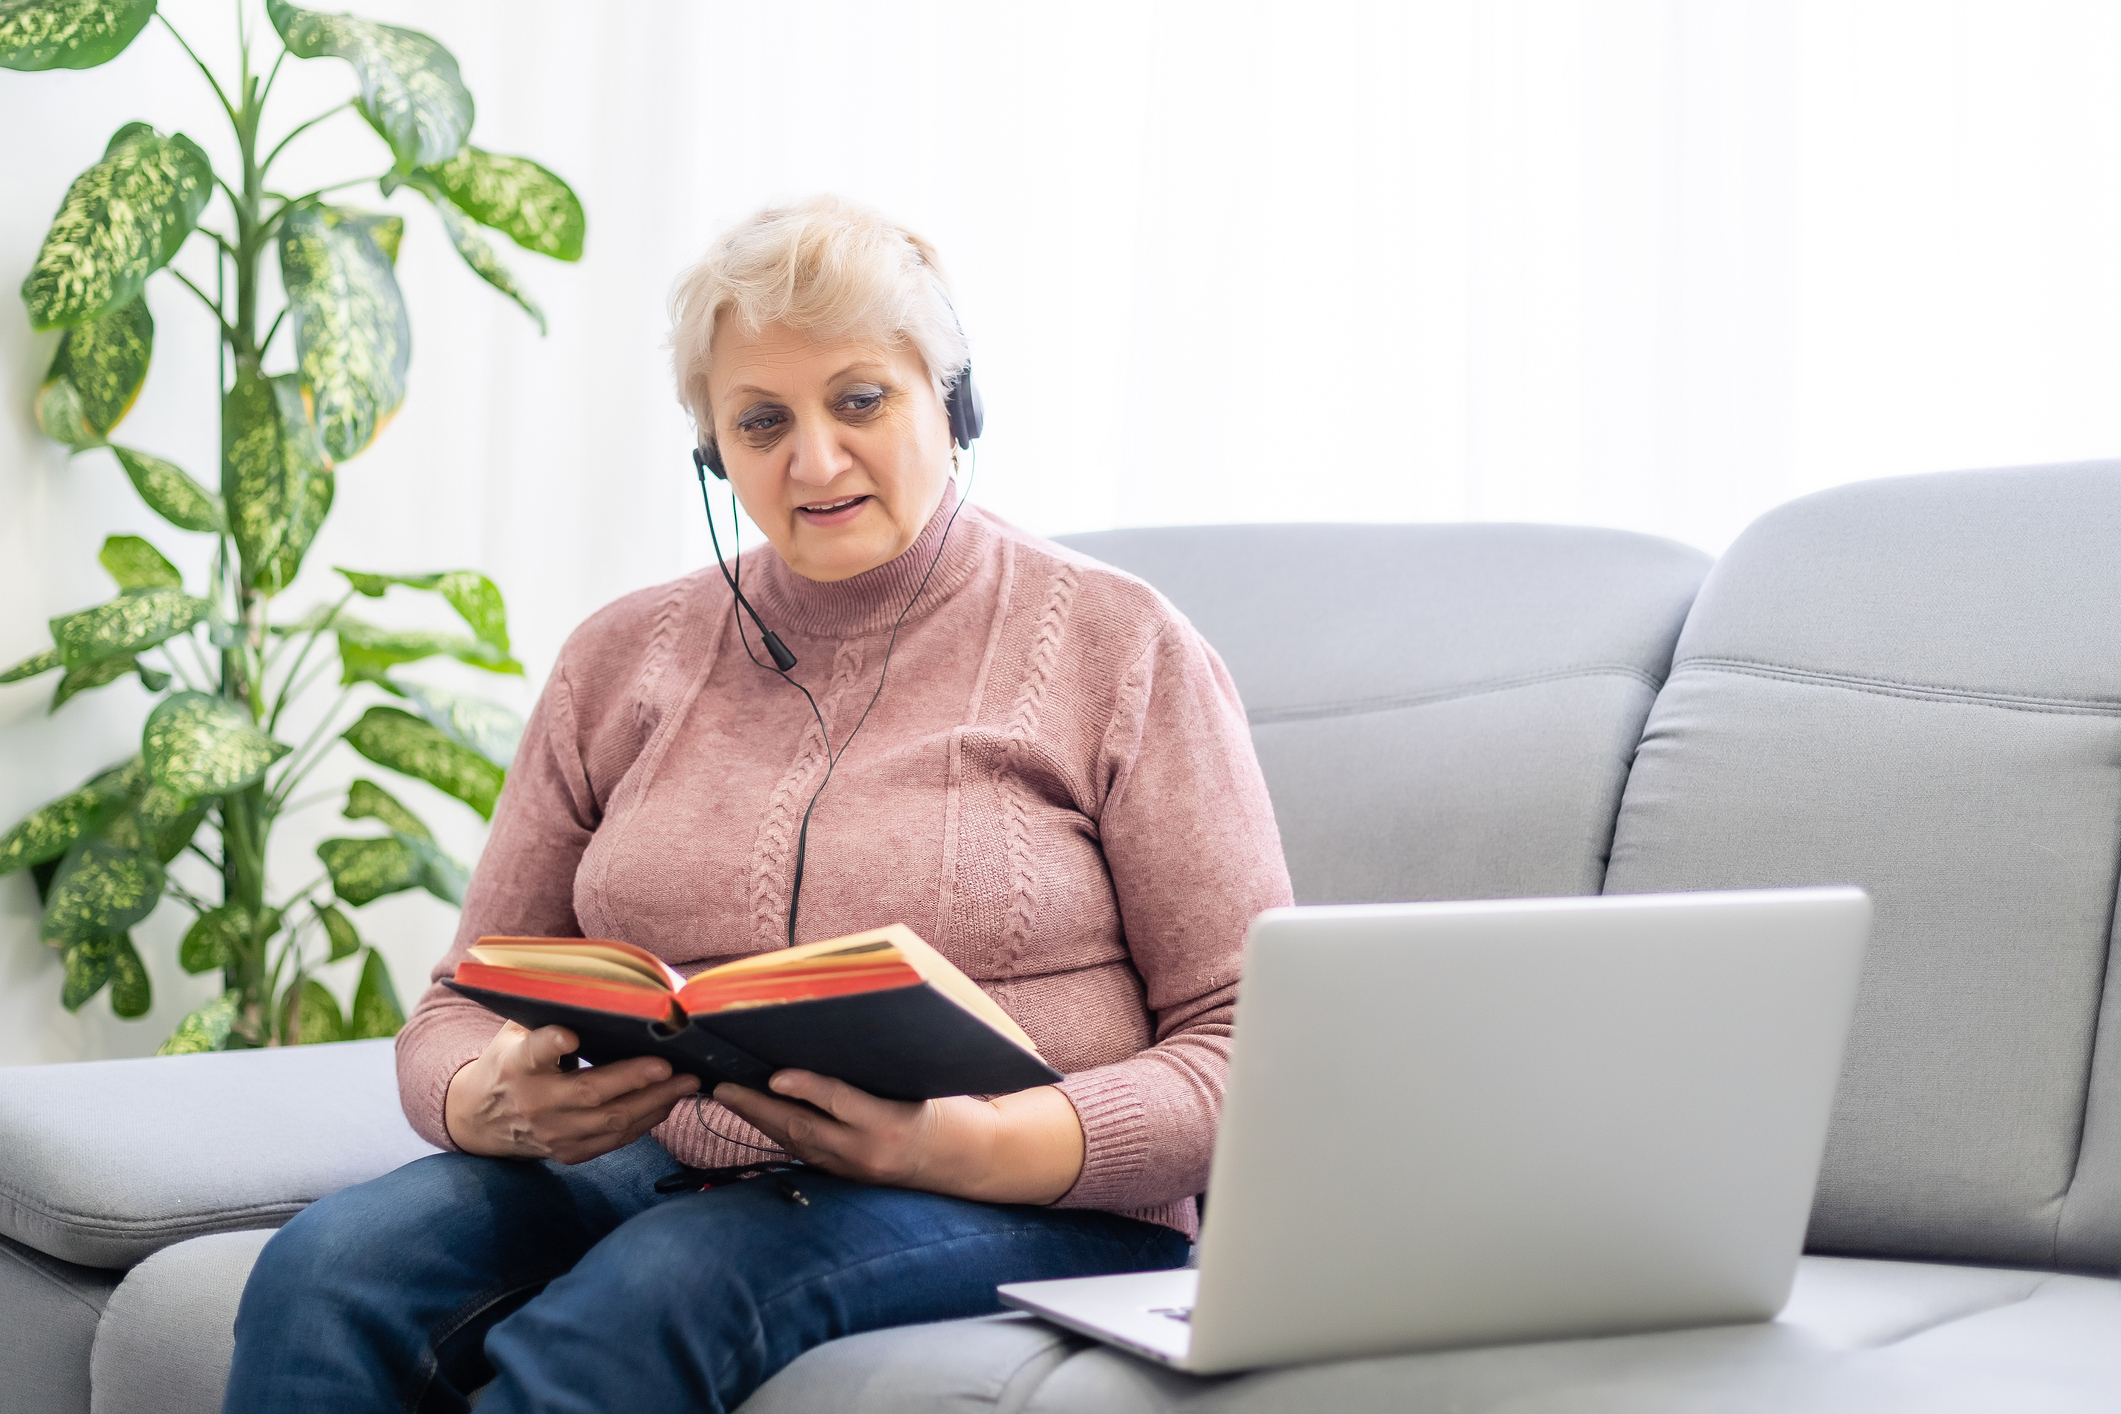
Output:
[395, 486, 1292, 1237]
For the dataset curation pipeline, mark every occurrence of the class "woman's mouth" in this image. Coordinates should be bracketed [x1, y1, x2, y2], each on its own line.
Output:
[797, 494, 871, 525]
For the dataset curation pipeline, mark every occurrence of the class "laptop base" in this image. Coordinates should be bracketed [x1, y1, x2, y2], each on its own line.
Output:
[999, 1268, 1199, 1369]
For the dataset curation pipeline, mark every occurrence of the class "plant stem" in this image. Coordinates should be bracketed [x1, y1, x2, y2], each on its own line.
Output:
[155, 645, 202, 692]
[260, 100, 352, 174]
[269, 588, 355, 731]
[261, 175, 390, 237]
[267, 684, 356, 808]
[157, 12, 238, 127]
[260, 306, 287, 357]
[257, 46, 286, 111]
[164, 268, 238, 342]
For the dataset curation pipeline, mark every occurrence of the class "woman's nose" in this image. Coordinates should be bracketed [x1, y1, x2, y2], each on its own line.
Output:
[785, 416, 853, 487]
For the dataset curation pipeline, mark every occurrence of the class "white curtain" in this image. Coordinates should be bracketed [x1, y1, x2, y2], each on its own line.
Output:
[5, 0, 2120, 1063]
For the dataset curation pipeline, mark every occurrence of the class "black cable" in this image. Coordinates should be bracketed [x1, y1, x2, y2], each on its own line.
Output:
[699, 449, 978, 947]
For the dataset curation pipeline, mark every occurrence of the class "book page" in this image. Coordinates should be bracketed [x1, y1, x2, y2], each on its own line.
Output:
[470, 938, 681, 992]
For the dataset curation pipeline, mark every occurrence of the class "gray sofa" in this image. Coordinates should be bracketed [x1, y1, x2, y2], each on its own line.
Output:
[5, 461, 2118, 1412]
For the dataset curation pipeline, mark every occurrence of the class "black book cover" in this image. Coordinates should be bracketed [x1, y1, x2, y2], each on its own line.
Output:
[443, 979, 1063, 1101]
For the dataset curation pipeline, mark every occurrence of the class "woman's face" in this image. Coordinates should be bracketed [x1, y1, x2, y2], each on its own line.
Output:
[705, 321, 954, 583]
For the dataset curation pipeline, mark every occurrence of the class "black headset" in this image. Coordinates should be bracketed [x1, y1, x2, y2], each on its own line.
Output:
[692, 364, 982, 946]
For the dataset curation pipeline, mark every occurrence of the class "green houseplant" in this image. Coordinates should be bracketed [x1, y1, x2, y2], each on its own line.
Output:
[0, 1, 585, 1052]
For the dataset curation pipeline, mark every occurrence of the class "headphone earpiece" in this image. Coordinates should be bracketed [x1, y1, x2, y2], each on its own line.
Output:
[945, 366, 983, 450]
[694, 442, 728, 480]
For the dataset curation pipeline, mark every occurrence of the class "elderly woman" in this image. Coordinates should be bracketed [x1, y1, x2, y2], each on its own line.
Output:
[223, 196, 1291, 1413]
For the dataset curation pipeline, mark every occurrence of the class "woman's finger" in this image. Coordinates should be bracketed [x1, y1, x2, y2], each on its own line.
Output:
[568, 1054, 678, 1107]
[715, 1084, 840, 1155]
[547, 1072, 699, 1144]
[766, 1068, 873, 1122]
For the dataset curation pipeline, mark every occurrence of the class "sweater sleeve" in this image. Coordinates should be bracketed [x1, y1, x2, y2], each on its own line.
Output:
[1052, 619, 1292, 1212]
[393, 664, 602, 1150]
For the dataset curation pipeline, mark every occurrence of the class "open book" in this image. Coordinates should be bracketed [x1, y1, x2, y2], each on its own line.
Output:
[444, 924, 1062, 1101]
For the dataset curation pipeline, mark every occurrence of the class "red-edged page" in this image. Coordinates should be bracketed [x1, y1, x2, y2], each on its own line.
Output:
[679, 961, 924, 1015]
[452, 959, 677, 1022]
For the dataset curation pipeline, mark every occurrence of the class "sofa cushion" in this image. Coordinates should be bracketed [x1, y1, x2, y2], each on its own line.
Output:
[1600, 462, 2121, 1268]
[88, 1229, 272, 1414]
[0, 1039, 436, 1268]
[739, 1312, 1085, 1414]
[741, 1257, 2118, 1413]
[0, 1232, 120, 1414]
[90, 1246, 2118, 1414]
[1056, 525, 1710, 902]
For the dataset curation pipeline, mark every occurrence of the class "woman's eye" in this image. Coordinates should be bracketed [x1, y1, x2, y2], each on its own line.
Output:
[739, 412, 786, 437]
[840, 391, 883, 415]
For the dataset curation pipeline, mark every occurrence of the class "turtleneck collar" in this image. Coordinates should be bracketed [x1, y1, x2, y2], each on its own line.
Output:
[744, 478, 985, 639]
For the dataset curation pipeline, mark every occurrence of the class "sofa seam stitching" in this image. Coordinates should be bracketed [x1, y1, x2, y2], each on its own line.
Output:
[1247, 663, 1662, 725]
[0, 1239, 110, 1315]
[0, 1182, 305, 1237]
[1675, 657, 2121, 714]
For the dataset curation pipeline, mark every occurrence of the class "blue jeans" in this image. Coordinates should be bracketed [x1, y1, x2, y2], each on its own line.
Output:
[222, 1136, 1185, 1414]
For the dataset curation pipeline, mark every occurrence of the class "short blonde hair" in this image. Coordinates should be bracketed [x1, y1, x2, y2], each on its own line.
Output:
[668, 195, 969, 436]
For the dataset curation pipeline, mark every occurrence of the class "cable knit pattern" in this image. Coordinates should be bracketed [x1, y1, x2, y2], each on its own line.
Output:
[394, 484, 1291, 1238]
[744, 637, 866, 948]
[999, 564, 1079, 976]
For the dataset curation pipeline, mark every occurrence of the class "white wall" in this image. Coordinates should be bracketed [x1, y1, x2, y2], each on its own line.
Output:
[7, 0, 2121, 1064]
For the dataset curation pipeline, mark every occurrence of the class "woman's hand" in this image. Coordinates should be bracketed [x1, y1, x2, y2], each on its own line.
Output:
[444, 1021, 701, 1164]
[713, 1072, 1086, 1205]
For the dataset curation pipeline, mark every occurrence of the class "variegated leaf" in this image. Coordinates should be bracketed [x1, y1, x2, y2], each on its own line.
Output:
[396, 681, 522, 767]
[334, 566, 512, 651]
[128, 779, 204, 863]
[40, 837, 163, 943]
[317, 833, 424, 905]
[157, 988, 240, 1054]
[22, 122, 211, 329]
[282, 975, 343, 1044]
[337, 567, 439, 597]
[223, 367, 333, 593]
[142, 691, 290, 798]
[99, 533, 180, 589]
[411, 835, 467, 905]
[0, 0, 156, 71]
[278, 205, 409, 462]
[33, 374, 95, 449]
[0, 758, 138, 875]
[316, 901, 360, 961]
[108, 932, 149, 1016]
[60, 935, 117, 1009]
[179, 902, 280, 974]
[49, 586, 205, 667]
[343, 776, 431, 838]
[436, 570, 508, 651]
[2, 647, 60, 683]
[267, 0, 471, 172]
[349, 947, 404, 1038]
[50, 653, 136, 710]
[35, 292, 151, 445]
[113, 445, 224, 532]
[404, 175, 544, 333]
[341, 705, 502, 818]
[333, 617, 517, 684]
[417, 147, 584, 261]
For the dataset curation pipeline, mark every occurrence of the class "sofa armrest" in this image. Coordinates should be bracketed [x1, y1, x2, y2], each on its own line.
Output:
[0, 1040, 437, 1269]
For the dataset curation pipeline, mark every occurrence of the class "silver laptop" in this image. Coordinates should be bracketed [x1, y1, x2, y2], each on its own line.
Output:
[1000, 887, 1870, 1374]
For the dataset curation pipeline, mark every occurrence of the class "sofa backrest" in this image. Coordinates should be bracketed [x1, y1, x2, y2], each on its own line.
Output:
[1601, 463, 2121, 1271]
[1056, 524, 1711, 904]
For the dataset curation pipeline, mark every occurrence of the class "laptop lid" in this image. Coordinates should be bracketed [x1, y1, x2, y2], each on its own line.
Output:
[1182, 887, 1870, 1373]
